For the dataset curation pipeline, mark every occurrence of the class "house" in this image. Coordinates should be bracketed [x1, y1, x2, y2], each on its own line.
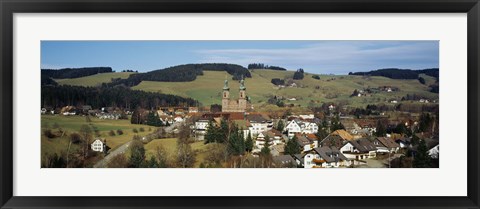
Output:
[255, 132, 275, 149]
[284, 120, 302, 137]
[174, 115, 184, 123]
[304, 146, 350, 168]
[295, 134, 317, 152]
[194, 119, 210, 140]
[428, 144, 439, 159]
[395, 137, 412, 148]
[91, 139, 104, 152]
[82, 105, 92, 114]
[271, 144, 285, 157]
[246, 114, 269, 136]
[188, 107, 199, 113]
[273, 155, 297, 168]
[340, 138, 377, 160]
[319, 134, 346, 148]
[373, 137, 400, 153]
[330, 129, 354, 141]
[293, 153, 306, 167]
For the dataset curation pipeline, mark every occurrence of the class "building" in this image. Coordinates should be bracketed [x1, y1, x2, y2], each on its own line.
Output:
[273, 155, 297, 168]
[373, 137, 400, 153]
[304, 146, 350, 168]
[340, 138, 377, 160]
[222, 78, 247, 112]
[247, 114, 270, 136]
[284, 120, 319, 137]
[91, 139, 105, 152]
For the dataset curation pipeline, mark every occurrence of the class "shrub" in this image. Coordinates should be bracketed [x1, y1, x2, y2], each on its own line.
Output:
[139, 127, 145, 132]
[44, 129, 56, 138]
[109, 130, 116, 136]
[133, 128, 138, 133]
[116, 129, 124, 135]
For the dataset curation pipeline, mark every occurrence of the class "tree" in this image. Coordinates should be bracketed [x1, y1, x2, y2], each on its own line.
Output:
[293, 68, 304, 80]
[176, 125, 196, 168]
[155, 145, 170, 168]
[330, 114, 345, 132]
[245, 132, 254, 152]
[418, 113, 433, 133]
[227, 125, 245, 156]
[276, 120, 285, 132]
[79, 125, 92, 160]
[146, 112, 163, 127]
[145, 156, 159, 168]
[260, 135, 272, 168]
[375, 120, 386, 137]
[418, 77, 426, 84]
[413, 139, 432, 168]
[129, 140, 146, 168]
[219, 119, 229, 143]
[204, 120, 220, 144]
[284, 135, 301, 155]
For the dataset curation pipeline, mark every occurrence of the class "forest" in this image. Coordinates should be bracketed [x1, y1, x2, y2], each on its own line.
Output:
[41, 67, 113, 79]
[41, 85, 198, 110]
[348, 68, 439, 80]
[248, 63, 287, 71]
[108, 63, 251, 87]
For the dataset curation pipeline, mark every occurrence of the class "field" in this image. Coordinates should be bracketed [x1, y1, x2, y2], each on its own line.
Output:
[41, 115, 154, 159]
[132, 69, 438, 109]
[144, 138, 214, 167]
[55, 72, 134, 87]
[54, 69, 439, 110]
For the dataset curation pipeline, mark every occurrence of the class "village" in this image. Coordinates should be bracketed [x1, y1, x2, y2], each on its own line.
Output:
[41, 76, 439, 168]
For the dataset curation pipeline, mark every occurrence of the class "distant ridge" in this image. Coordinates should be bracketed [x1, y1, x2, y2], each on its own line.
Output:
[41, 67, 113, 79]
[108, 63, 251, 87]
[349, 68, 439, 80]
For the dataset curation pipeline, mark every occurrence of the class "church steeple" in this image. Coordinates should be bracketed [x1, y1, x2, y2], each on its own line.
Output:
[223, 79, 230, 91]
[239, 75, 246, 90]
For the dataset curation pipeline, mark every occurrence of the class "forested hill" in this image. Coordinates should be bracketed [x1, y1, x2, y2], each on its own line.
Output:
[348, 68, 439, 79]
[109, 63, 251, 87]
[41, 67, 113, 79]
[41, 85, 198, 110]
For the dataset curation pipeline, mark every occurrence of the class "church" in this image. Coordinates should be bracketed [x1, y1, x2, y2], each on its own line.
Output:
[221, 78, 248, 112]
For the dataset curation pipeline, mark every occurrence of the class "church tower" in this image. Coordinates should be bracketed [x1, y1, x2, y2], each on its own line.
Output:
[238, 77, 247, 110]
[222, 79, 230, 111]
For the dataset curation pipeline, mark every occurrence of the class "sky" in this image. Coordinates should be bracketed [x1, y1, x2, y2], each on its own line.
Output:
[41, 41, 439, 75]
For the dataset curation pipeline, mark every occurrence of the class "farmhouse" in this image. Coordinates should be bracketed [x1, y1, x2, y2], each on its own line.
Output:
[91, 139, 105, 152]
[340, 138, 377, 160]
[304, 146, 349, 168]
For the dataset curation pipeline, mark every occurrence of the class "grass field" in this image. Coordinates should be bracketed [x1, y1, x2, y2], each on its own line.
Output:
[144, 138, 214, 167]
[55, 69, 439, 110]
[41, 115, 154, 158]
[131, 69, 438, 109]
[55, 72, 134, 87]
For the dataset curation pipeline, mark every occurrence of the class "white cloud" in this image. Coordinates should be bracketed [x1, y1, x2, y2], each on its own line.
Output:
[194, 41, 438, 74]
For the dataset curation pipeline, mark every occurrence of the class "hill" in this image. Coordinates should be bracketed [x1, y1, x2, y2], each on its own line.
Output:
[108, 63, 251, 87]
[349, 68, 439, 80]
[130, 69, 438, 109]
[55, 72, 134, 86]
[42, 67, 113, 79]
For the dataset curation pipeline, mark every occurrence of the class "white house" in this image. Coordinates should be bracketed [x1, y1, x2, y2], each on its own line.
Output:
[302, 122, 319, 134]
[174, 116, 184, 123]
[284, 120, 302, 137]
[428, 144, 439, 159]
[194, 119, 210, 140]
[247, 114, 270, 136]
[304, 147, 351, 168]
[91, 139, 104, 152]
[340, 138, 377, 160]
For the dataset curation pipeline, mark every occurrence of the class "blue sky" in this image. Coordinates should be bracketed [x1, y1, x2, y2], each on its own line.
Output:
[41, 41, 439, 75]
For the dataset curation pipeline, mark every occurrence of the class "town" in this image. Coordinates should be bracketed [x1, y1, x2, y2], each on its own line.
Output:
[41, 71, 439, 168]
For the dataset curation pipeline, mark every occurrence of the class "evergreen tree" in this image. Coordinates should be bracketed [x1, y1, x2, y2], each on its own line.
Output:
[330, 114, 345, 132]
[260, 135, 271, 156]
[219, 119, 229, 143]
[276, 120, 285, 132]
[245, 131, 254, 152]
[204, 120, 217, 144]
[145, 156, 159, 168]
[129, 140, 146, 168]
[146, 112, 163, 127]
[413, 139, 432, 168]
[227, 125, 245, 156]
[375, 120, 386, 137]
[284, 135, 301, 155]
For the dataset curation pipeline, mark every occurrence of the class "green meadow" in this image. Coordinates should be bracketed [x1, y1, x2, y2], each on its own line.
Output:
[55, 72, 134, 87]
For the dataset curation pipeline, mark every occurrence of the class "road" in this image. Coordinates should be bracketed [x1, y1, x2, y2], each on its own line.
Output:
[93, 122, 181, 168]
[93, 140, 132, 168]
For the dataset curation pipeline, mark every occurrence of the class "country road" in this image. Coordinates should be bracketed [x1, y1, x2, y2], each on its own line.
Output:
[93, 140, 132, 168]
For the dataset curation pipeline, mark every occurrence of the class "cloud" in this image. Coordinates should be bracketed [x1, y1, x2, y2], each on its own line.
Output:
[194, 41, 439, 74]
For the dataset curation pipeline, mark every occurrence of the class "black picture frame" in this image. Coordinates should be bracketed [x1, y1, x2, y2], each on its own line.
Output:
[1, 0, 479, 208]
